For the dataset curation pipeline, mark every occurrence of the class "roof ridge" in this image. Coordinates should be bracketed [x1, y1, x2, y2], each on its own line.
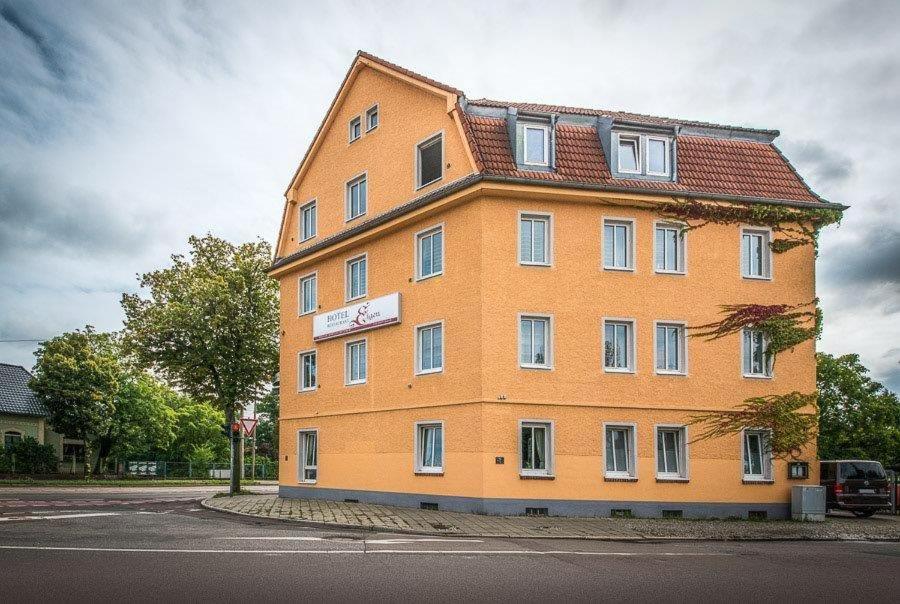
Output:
[357, 50, 463, 96]
[468, 98, 779, 136]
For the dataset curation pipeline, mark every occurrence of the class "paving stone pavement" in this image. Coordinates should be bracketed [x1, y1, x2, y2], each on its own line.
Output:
[203, 494, 900, 541]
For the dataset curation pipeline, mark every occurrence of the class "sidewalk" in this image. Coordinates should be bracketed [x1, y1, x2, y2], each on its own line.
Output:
[203, 494, 900, 541]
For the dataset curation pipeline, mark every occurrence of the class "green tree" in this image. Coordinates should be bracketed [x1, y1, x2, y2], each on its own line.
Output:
[121, 234, 279, 493]
[170, 401, 229, 463]
[817, 353, 900, 468]
[102, 374, 178, 462]
[30, 327, 122, 473]
[255, 387, 279, 460]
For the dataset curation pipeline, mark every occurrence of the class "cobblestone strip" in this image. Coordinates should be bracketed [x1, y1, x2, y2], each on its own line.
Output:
[201, 494, 900, 541]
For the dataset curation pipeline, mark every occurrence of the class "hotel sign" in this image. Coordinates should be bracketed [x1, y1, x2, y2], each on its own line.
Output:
[313, 293, 401, 341]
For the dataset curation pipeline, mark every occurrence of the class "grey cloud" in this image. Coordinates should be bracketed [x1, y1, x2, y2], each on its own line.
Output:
[1, 3, 66, 78]
[781, 140, 852, 190]
[822, 226, 900, 288]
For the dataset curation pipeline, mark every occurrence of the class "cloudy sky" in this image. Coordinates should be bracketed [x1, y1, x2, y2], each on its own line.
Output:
[1, 0, 898, 391]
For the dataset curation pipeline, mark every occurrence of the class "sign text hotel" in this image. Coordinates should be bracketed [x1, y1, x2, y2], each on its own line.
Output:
[313, 293, 401, 341]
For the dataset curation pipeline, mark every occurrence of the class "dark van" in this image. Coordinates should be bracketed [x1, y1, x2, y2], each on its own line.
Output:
[820, 460, 891, 517]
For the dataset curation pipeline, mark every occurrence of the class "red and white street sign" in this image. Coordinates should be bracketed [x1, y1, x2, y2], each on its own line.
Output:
[240, 418, 258, 437]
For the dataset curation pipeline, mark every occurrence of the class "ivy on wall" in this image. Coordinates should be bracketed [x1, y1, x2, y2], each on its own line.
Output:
[690, 392, 818, 458]
[657, 198, 842, 254]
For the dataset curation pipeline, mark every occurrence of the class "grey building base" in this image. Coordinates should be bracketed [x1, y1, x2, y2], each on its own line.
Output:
[279, 485, 790, 519]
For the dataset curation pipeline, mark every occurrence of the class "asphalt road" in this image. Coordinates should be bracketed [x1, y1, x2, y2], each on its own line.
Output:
[0, 488, 897, 603]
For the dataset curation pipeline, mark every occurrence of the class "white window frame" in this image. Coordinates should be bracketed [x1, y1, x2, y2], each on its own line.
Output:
[741, 428, 773, 482]
[415, 131, 444, 189]
[518, 211, 553, 267]
[344, 338, 368, 386]
[348, 116, 361, 142]
[297, 349, 317, 393]
[603, 317, 636, 373]
[741, 328, 773, 378]
[518, 419, 554, 477]
[603, 422, 638, 479]
[645, 136, 671, 176]
[522, 124, 549, 166]
[414, 223, 444, 281]
[415, 321, 444, 375]
[741, 226, 773, 280]
[653, 320, 687, 375]
[414, 420, 444, 474]
[653, 221, 687, 275]
[518, 313, 553, 370]
[365, 104, 379, 132]
[345, 172, 367, 222]
[345, 253, 368, 302]
[297, 429, 318, 484]
[298, 271, 317, 316]
[602, 217, 635, 271]
[616, 133, 642, 174]
[654, 424, 689, 480]
[299, 199, 317, 242]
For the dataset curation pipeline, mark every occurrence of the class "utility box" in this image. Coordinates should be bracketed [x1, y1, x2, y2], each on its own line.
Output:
[791, 485, 826, 521]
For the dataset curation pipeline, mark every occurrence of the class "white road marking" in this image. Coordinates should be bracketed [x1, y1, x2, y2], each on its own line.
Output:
[219, 536, 325, 541]
[0, 512, 121, 522]
[0, 545, 731, 556]
[365, 538, 484, 544]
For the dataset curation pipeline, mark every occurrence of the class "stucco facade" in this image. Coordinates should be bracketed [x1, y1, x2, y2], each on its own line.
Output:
[271, 52, 835, 518]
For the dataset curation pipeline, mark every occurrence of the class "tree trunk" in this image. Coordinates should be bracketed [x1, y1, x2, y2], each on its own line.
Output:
[226, 407, 241, 495]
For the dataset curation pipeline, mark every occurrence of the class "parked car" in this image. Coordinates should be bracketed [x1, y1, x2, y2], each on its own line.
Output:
[820, 460, 891, 517]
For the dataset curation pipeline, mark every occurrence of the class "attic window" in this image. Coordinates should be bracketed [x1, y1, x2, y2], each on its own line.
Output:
[349, 116, 361, 142]
[617, 135, 641, 173]
[647, 137, 669, 176]
[416, 133, 443, 188]
[523, 125, 549, 166]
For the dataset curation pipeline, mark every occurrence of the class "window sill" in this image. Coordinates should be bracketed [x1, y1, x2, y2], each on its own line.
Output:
[519, 262, 553, 268]
[742, 275, 772, 281]
[415, 368, 443, 377]
[520, 364, 553, 371]
[656, 477, 690, 483]
[344, 381, 367, 387]
[414, 471, 444, 477]
[655, 370, 686, 377]
[415, 272, 443, 283]
[416, 177, 443, 191]
[742, 374, 773, 380]
[604, 476, 638, 482]
[345, 213, 366, 224]
[300, 236, 317, 244]
[298, 387, 317, 394]
[299, 480, 317, 485]
[742, 478, 774, 485]
[345, 295, 367, 304]
[604, 368, 636, 375]
[603, 266, 635, 272]
[299, 310, 316, 317]
[520, 474, 555, 480]
[654, 270, 686, 276]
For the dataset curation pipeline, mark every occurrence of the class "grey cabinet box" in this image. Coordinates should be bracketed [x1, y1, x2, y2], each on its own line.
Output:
[791, 485, 826, 521]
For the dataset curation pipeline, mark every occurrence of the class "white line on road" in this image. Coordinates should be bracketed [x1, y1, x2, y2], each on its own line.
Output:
[365, 538, 485, 544]
[219, 536, 325, 541]
[0, 545, 731, 556]
[0, 512, 121, 522]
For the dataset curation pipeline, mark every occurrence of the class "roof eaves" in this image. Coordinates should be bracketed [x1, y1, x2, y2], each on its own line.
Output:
[357, 51, 464, 96]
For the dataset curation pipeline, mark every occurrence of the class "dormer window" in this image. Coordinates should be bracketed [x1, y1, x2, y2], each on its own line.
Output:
[647, 137, 670, 176]
[523, 125, 549, 166]
[617, 135, 641, 173]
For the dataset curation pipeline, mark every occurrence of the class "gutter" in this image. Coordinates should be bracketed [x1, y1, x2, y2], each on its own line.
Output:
[269, 173, 846, 272]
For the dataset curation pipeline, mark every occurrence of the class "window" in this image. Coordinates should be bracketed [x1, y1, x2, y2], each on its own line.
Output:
[617, 135, 641, 173]
[655, 323, 685, 374]
[742, 329, 772, 377]
[62, 442, 85, 461]
[346, 174, 367, 221]
[300, 200, 317, 241]
[298, 430, 318, 483]
[416, 133, 443, 188]
[519, 315, 551, 369]
[655, 223, 685, 273]
[366, 105, 378, 131]
[604, 424, 636, 478]
[656, 426, 687, 479]
[523, 125, 548, 166]
[346, 255, 367, 301]
[742, 228, 771, 279]
[299, 273, 317, 315]
[416, 225, 443, 280]
[415, 422, 443, 473]
[519, 213, 551, 265]
[520, 421, 552, 476]
[416, 322, 443, 374]
[603, 219, 633, 270]
[647, 137, 670, 176]
[298, 350, 317, 392]
[345, 339, 367, 385]
[743, 429, 772, 481]
[3, 431, 22, 449]
[604, 320, 634, 372]
[349, 116, 361, 142]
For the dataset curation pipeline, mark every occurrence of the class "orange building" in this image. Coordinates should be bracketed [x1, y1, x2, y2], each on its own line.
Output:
[269, 52, 842, 518]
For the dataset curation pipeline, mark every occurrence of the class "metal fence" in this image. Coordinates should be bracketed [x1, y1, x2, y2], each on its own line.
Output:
[123, 460, 279, 480]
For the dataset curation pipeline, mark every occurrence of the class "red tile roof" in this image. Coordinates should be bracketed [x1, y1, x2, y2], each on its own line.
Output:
[462, 115, 821, 203]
